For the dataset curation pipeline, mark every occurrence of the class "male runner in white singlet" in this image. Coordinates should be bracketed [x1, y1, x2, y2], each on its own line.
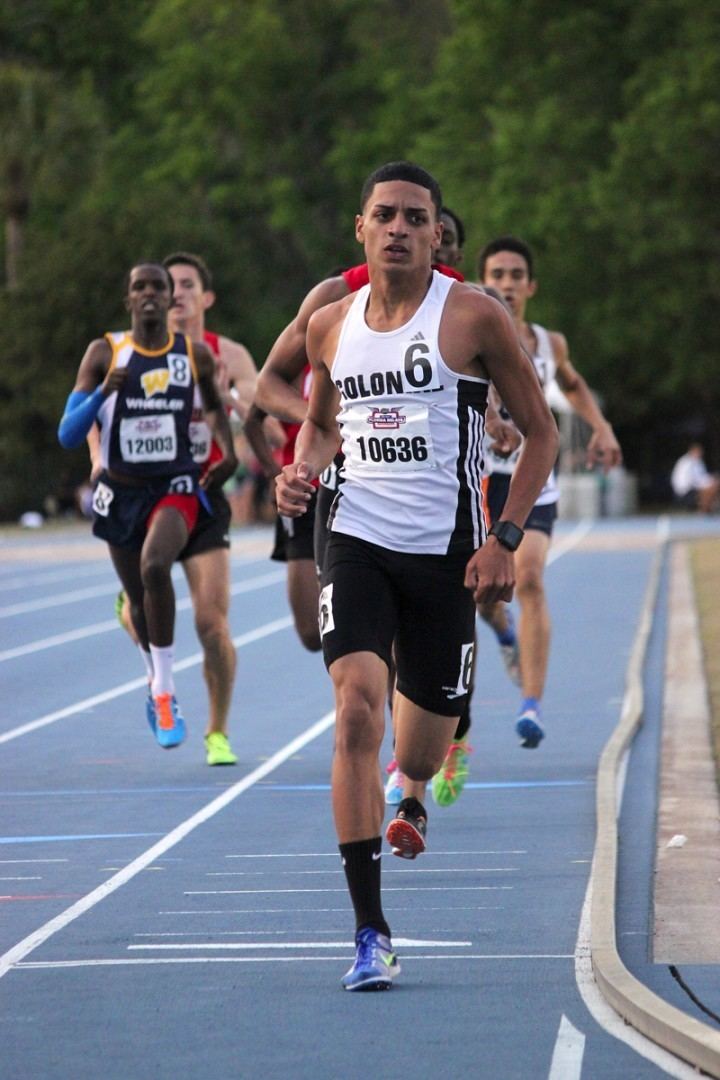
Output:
[478, 236, 622, 748]
[276, 162, 558, 992]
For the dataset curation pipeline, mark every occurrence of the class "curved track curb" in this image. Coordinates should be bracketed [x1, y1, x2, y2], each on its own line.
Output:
[591, 535, 720, 1077]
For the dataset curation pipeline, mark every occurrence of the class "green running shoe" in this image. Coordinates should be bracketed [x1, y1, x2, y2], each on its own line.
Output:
[431, 735, 472, 807]
[205, 731, 237, 766]
[114, 590, 126, 628]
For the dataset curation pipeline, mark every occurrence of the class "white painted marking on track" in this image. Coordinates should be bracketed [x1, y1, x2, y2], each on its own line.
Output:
[0, 709, 336, 980]
[14, 953, 574, 971]
[0, 615, 293, 744]
[205, 867, 518, 876]
[185, 885, 513, 895]
[575, 874, 697, 1078]
[0, 562, 111, 593]
[548, 1014, 585, 1079]
[0, 582, 130, 618]
[0, 569, 285, 662]
[158, 905, 501, 915]
[128, 938, 472, 951]
[0, 876, 42, 881]
[547, 519, 594, 565]
[573, 516, 698, 1079]
[0, 859, 68, 864]
[224, 849, 527, 858]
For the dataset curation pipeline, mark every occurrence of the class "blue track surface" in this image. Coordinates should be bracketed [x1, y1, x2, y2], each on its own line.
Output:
[0, 515, 717, 1079]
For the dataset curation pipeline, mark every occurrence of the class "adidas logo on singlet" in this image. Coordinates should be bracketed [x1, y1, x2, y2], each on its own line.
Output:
[409, 331, 425, 342]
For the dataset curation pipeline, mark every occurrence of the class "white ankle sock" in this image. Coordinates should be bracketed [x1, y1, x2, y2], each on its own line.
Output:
[150, 644, 175, 697]
[138, 646, 154, 682]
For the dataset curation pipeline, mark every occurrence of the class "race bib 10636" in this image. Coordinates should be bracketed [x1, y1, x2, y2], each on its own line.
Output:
[341, 402, 435, 474]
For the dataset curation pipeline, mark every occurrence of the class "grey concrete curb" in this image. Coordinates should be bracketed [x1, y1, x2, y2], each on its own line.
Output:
[591, 537, 720, 1078]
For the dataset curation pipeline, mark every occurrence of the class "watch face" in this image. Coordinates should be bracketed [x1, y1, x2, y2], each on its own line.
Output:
[492, 521, 523, 550]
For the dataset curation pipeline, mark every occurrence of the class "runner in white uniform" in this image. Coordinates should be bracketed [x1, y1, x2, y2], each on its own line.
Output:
[276, 162, 558, 992]
[328, 271, 489, 553]
[478, 235, 622, 748]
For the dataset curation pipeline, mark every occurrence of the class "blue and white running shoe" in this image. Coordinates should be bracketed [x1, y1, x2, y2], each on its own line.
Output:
[384, 760, 404, 805]
[145, 691, 156, 734]
[149, 693, 187, 749]
[341, 927, 400, 992]
[516, 708, 544, 749]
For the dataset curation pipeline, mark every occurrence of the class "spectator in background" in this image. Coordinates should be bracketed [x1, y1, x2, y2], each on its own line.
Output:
[671, 442, 720, 513]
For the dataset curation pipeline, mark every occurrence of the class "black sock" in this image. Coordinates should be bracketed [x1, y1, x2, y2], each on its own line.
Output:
[339, 837, 390, 938]
[454, 701, 471, 741]
[397, 795, 426, 822]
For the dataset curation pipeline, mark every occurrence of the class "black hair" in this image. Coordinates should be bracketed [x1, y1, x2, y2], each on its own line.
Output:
[476, 235, 534, 280]
[360, 161, 442, 217]
[162, 251, 213, 291]
[124, 262, 173, 294]
[440, 207, 465, 249]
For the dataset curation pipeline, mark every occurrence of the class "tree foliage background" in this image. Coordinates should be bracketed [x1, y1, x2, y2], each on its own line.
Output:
[0, 0, 717, 517]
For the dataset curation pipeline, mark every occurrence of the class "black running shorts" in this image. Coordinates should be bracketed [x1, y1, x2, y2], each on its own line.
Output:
[91, 471, 202, 551]
[179, 487, 231, 561]
[320, 531, 476, 717]
[270, 489, 317, 562]
[313, 480, 336, 578]
[486, 472, 557, 536]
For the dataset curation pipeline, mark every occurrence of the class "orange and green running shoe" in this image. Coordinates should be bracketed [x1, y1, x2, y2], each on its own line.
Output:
[431, 735, 472, 807]
[114, 590, 126, 627]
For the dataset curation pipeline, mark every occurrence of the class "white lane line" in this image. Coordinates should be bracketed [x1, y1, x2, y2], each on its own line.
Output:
[548, 1014, 585, 1079]
[0, 615, 293, 745]
[132, 929, 464, 938]
[0, 708, 336, 981]
[0, 582, 131, 618]
[185, 886, 513, 895]
[128, 938, 472, 951]
[0, 563, 111, 593]
[576, 874, 697, 1078]
[224, 849, 527, 858]
[547, 519, 594, 565]
[159, 906, 500, 915]
[0, 569, 285, 662]
[205, 868, 518, 876]
[0, 859, 68, 864]
[135, 930, 301, 937]
[574, 515, 698, 1080]
[0, 876, 42, 881]
[0, 617, 125, 662]
[15, 952, 574, 970]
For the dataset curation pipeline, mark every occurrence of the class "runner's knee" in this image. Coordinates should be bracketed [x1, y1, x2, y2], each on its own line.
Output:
[516, 567, 544, 601]
[334, 685, 384, 757]
[140, 552, 174, 592]
[194, 609, 232, 654]
[295, 617, 321, 653]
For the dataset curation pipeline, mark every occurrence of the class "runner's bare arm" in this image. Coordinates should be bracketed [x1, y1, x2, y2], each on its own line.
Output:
[219, 337, 257, 421]
[195, 343, 238, 489]
[243, 403, 283, 480]
[275, 303, 343, 517]
[254, 276, 349, 424]
[442, 289, 558, 603]
[551, 331, 622, 471]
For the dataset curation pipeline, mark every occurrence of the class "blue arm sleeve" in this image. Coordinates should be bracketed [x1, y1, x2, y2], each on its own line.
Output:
[57, 387, 105, 449]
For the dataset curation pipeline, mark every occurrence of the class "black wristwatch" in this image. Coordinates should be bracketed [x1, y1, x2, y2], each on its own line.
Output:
[489, 520, 524, 552]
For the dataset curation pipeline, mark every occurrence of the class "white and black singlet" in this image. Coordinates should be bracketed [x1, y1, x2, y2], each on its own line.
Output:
[329, 270, 489, 556]
[483, 322, 559, 508]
